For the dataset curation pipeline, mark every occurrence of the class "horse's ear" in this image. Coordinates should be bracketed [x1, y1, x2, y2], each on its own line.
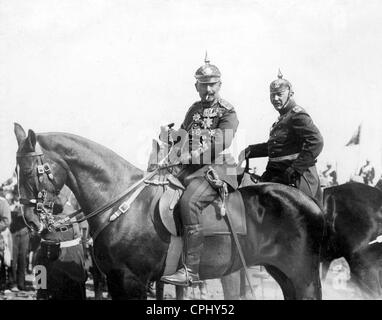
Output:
[27, 129, 37, 150]
[14, 123, 26, 146]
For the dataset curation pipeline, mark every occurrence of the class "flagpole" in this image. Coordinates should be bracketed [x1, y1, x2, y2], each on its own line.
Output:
[355, 122, 363, 176]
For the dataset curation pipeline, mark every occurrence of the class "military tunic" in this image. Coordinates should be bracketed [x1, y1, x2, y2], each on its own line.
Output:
[176, 97, 239, 189]
[246, 99, 324, 203]
[173, 97, 239, 225]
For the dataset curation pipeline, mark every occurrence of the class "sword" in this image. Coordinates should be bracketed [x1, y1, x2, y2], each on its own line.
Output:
[223, 199, 256, 298]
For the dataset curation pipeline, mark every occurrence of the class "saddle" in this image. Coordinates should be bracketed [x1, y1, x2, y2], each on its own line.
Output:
[158, 172, 247, 237]
[154, 170, 247, 277]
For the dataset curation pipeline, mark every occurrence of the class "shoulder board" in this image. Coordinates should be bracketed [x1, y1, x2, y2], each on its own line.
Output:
[292, 105, 304, 113]
[218, 98, 234, 111]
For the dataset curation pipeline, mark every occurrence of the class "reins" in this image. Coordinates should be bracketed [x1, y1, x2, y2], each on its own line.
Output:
[57, 164, 179, 226]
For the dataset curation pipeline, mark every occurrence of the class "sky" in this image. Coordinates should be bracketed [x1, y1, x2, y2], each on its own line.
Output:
[1, 0, 381, 183]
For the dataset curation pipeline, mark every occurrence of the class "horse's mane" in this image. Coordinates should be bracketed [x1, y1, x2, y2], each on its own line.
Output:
[36, 132, 144, 176]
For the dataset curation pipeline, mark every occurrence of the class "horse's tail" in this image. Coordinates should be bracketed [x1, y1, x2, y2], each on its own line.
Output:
[321, 191, 338, 262]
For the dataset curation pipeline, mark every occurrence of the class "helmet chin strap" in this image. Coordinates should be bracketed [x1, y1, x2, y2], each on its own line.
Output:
[279, 89, 292, 111]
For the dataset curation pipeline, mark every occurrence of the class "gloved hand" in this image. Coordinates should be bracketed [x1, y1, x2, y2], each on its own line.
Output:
[284, 167, 299, 186]
[159, 126, 171, 144]
[238, 147, 250, 166]
[159, 123, 176, 144]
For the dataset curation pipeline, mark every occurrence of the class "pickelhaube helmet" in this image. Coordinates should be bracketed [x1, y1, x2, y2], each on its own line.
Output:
[270, 69, 293, 93]
[194, 52, 221, 84]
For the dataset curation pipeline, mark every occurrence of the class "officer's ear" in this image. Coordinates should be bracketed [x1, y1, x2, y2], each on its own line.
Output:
[195, 82, 199, 92]
[289, 90, 294, 98]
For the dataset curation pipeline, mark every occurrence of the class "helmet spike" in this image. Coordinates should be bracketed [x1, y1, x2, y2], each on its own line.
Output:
[270, 69, 292, 93]
[195, 52, 221, 83]
[204, 51, 210, 64]
[277, 68, 283, 79]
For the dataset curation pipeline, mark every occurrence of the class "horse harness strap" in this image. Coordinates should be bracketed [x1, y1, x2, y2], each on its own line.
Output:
[16, 145, 62, 232]
[62, 168, 162, 226]
[41, 237, 81, 249]
[90, 171, 173, 241]
[205, 166, 255, 297]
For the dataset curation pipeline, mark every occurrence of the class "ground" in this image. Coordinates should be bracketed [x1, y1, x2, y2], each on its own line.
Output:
[0, 259, 368, 300]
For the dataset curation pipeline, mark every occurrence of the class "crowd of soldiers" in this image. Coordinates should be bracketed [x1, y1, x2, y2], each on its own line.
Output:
[319, 159, 380, 188]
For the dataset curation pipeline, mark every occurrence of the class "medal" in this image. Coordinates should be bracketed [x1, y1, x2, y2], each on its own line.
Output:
[203, 108, 217, 117]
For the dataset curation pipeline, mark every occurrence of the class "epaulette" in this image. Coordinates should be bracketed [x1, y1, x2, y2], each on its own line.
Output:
[292, 105, 304, 113]
[218, 98, 234, 111]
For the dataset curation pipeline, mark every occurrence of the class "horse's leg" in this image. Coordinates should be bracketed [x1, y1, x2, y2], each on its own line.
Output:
[265, 265, 295, 300]
[176, 285, 185, 300]
[293, 261, 322, 300]
[106, 268, 147, 300]
[199, 281, 208, 300]
[89, 246, 104, 300]
[321, 260, 332, 282]
[91, 265, 104, 300]
[239, 268, 255, 299]
[155, 281, 164, 300]
[347, 254, 382, 299]
[221, 270, 241, 300]
[265, 259, 322, 300]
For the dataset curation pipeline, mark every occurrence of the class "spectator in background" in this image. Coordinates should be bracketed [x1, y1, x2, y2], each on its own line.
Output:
[0, 194, 11, 238]
[322, 163, 338, 187]
[0, 192, 11, 292]
[359, 159, 375, 186]
[8, 191, 30, 292]
[34, 186, 87, 300]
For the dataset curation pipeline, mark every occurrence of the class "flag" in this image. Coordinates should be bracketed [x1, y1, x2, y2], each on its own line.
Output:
[345, 124, 361, 146]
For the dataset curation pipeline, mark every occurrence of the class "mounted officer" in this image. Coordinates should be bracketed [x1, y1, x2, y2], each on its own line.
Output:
[239, 70, 324, 204]
[160, 54, 239, 286]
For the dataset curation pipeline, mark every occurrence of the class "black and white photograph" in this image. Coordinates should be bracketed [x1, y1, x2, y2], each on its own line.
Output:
[0, 0, 382, 304]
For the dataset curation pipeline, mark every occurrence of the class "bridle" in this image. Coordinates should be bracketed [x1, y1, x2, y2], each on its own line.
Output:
[16, 145, 62, 233]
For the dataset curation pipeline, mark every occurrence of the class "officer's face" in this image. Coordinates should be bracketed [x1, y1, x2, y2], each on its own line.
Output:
[195, 81, 221, 103]
[270, 89, 292, 111]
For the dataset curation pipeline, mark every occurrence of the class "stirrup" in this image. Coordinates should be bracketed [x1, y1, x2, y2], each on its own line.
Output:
[160, 267, 201, 287]
[184, 267, 202, 286]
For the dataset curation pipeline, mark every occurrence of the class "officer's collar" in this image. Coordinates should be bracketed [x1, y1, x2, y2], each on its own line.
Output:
[278, 98, 296, 116]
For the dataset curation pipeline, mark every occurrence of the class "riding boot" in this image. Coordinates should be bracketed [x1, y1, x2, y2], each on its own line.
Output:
[160, 224, 203, 286]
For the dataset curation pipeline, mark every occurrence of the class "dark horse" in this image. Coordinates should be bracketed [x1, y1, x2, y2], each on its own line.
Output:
[321, 182, 382, 298]
[14, 124, 324, 299]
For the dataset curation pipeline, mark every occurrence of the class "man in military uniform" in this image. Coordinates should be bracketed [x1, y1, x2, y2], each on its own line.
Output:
[239, 70, 324, 204]
[160, 54, 239, 286]
[358, 159, 375, 186]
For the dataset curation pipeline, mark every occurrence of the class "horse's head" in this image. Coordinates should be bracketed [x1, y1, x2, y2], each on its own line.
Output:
[14, 123, 67, 233]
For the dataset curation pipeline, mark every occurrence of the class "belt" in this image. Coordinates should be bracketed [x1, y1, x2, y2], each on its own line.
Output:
[41, 237, 81, 248]
[269, 153, 299, 162]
